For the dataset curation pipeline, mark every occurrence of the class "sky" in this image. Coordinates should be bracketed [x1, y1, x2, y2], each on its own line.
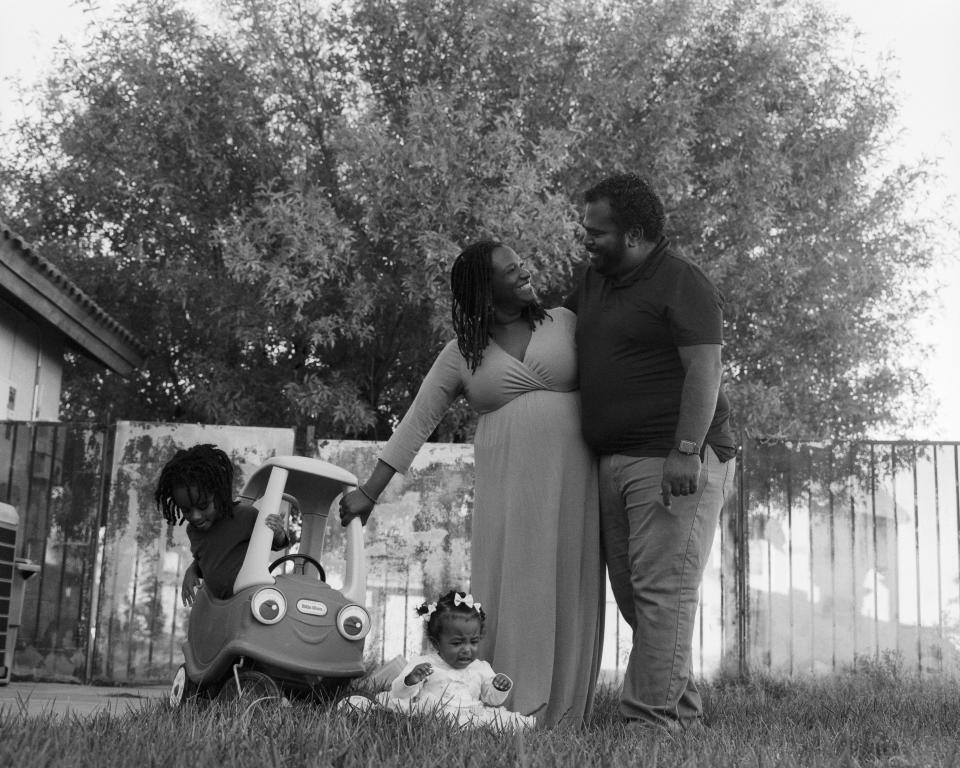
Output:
[820, 0, 960, 440]
[1, 0, 958, 439]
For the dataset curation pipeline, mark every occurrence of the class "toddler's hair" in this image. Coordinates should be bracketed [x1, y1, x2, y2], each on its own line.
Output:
[416, 589, 486, 647]
[155, 443, 235, 526]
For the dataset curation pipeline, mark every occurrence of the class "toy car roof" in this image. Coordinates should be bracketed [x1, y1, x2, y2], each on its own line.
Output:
[239, 456, 358, 507]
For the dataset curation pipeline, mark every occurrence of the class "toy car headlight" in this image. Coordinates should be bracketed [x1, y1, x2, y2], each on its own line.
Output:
[251, 588, 287, 625]
[336, 605, 371, 640]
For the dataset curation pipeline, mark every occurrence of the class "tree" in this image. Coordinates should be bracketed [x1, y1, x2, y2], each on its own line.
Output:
[0, 0, 950, 440]
[555, 0, 942, 438]
[1, 1, 299, 425]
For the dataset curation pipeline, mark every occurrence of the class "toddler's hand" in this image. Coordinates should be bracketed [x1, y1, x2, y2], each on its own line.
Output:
[181, 570, 202, 607]
[265, 513, 291, 547]
[491, 673, 512, 692]
[404, 663, 433, 686]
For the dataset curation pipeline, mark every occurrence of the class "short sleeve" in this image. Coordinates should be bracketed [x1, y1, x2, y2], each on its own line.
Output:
[667, 263, 724, 347]
[233, 503, 259, 526]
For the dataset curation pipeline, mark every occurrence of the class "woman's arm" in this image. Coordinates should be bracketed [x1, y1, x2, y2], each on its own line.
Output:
[339, 459, 398, 525]
[339, 342, 464, 526]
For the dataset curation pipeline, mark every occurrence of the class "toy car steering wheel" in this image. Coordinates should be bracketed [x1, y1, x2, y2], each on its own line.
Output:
[269, 553, 326, 582]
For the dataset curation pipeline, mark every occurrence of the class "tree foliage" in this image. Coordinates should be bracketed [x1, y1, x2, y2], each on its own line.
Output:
[0, 0, 948, 440]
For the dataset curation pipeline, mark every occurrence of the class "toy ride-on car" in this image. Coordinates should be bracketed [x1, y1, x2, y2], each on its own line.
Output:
[169, 456, 371, 707]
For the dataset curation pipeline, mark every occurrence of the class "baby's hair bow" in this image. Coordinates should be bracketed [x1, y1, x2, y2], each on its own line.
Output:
[454, 593, 482, 612]
[415, 601, 437, 617]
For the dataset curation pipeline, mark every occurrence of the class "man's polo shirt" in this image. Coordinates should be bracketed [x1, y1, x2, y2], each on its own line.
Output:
[565, 237, 736, 460]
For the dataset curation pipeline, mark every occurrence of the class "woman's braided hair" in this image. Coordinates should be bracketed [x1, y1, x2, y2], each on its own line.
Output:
[450, 240, 546, 372]
[154, 443, 235, 526]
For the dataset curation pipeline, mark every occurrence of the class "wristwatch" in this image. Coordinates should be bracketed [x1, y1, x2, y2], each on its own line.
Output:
[676, 440, 699, 456]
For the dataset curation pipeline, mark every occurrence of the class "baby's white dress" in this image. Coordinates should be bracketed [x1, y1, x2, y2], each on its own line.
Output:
[375, 652, 535, 731]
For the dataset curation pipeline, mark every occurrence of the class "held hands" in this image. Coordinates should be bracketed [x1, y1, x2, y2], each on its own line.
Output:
[339, 488, 375, 527]
[404, 662, 433, 687]
[491, 673, 512, 692]
[660, 451, 703, 508]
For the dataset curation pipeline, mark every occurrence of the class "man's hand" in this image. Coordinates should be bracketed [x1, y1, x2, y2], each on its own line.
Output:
[660, 451, 702, 508]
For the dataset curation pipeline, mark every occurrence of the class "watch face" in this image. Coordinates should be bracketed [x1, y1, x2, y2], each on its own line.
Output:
[678, 440, 698, 455]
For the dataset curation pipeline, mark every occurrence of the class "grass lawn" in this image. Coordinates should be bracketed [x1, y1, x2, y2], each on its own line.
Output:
[2, 662, 959, 767]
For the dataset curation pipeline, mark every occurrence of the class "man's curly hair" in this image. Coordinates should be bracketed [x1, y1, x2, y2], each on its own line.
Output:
[584, 172, 665, 242]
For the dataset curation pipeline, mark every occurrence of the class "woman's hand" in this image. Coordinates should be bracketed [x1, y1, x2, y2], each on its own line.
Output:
[491, 673, 512, 692]
[340, 461, 395, 526]
[339, 488, 375, 526]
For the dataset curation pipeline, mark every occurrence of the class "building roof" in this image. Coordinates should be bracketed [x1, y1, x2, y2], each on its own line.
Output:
[0, 221, 147, 376]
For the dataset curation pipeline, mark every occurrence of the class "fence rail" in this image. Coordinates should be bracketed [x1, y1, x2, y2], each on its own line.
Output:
[2, 420, 957, 684]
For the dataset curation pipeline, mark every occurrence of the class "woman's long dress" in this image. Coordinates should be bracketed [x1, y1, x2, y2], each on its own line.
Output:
[379, 308, 603, 728]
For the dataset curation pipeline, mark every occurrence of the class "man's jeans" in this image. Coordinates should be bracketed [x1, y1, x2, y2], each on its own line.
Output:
[599, 447, 736, 728]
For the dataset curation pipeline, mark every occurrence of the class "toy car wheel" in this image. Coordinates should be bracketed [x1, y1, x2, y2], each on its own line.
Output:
[218, 670, 282, 707]
[169, 664, 198, 708]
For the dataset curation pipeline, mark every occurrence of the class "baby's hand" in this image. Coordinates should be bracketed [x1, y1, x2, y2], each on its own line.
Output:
[491, 673, 512, 692]
[404, 663, 433, 686]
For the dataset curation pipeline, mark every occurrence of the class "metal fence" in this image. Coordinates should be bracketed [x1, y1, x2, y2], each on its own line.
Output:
[741, 440, 960, 677]
[0, 421, 108, 681]
[2, 420, 958, 684]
